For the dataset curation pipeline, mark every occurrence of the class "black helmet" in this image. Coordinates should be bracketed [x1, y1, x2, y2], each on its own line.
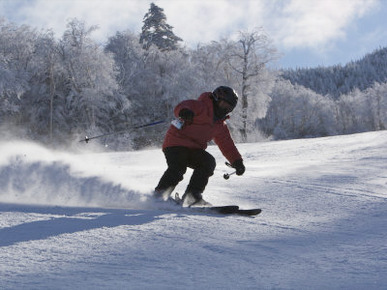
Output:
[213, 86, 238, 109]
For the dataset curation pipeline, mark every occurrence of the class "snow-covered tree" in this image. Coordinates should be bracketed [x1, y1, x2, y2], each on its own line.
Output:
[139, 3, 182, 51]
[335, 81, 387, 134]
[0, 20, 36, 125]
[106, 30, 197, 148]
[57, 19, 122, 134]
[19, 30, 62, 141]
[221, 28, 278, 141]
[259, 79, 337, 139]
[366, 82, 387, 130]
[189, 41, 231, 92]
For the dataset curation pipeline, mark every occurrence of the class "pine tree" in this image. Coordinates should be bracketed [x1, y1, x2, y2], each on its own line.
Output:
[139, 3, 182, 51]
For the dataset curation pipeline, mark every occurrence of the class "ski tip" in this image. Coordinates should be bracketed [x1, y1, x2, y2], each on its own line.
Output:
[208, 206, 261, 216]
[237, 208, 262, 216]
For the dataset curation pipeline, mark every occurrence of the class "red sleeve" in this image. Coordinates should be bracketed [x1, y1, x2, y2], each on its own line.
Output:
[213, 122, 242, 164]
[174, 99, 206, 118]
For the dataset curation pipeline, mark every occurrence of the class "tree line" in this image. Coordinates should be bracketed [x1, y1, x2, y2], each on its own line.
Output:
[0, 3, 385, 150]
[281, 47, 387, 99]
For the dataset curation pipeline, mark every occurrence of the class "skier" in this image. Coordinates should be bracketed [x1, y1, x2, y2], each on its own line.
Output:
[154, 86, 245, 207]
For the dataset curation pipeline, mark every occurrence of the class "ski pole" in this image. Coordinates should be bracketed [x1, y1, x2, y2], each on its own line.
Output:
[223, 171, 236, 180]
[223, 161, 236, 180]
[80, 120, 165, 143]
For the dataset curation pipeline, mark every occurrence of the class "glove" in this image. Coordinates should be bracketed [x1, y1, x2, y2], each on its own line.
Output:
[179, 108, 194, 125]
[232, 159, 245, 176]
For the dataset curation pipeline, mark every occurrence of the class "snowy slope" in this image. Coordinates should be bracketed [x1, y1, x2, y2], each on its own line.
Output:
[0, 131, 386, 289]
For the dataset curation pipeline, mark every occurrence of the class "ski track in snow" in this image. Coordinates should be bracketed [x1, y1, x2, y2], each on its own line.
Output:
[0, 131, 386, 289]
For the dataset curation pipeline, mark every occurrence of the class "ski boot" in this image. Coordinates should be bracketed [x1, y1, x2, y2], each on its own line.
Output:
[181, 191, 212, 207]
[153, 186, 175, 201]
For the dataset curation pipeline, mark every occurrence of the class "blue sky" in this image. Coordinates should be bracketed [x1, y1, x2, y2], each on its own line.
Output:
[1, 0, 386, 69]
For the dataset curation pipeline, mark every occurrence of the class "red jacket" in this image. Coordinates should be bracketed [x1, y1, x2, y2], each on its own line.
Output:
[162, 92, 242, 164]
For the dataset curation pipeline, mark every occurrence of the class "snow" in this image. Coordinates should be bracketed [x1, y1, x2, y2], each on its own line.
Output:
[0, 131, 386, 289]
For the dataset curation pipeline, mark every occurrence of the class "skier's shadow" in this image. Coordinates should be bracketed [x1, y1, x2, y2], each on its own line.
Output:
[0, 204, 160, 247]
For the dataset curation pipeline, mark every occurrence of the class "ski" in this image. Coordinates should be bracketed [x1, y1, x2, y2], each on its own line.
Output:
[159, 194, 261, 216]
[192, 205, 261, 216]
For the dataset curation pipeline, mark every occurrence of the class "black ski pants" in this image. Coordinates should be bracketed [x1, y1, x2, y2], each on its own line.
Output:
[155, 146, 216, 197]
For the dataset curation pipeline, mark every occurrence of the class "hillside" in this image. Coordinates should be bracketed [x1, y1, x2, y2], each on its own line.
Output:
[281, 46, 387, 98]
[0, 131, 386, 289]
